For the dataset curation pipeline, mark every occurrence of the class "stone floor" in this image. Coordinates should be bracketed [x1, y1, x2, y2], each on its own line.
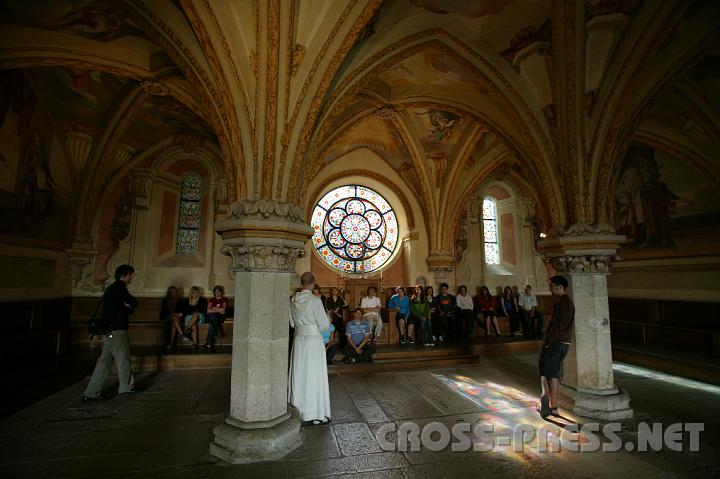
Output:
[1, 351, 718, 478]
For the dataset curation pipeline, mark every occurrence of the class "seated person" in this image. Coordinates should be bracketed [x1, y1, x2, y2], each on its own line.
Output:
[432, 283, 455, 342]
[360, 286, 382, 345]
[160, 285, 184, 350]
[456, 285, 475, 342]
[387, 286, 413, 345]
[322, 321, 337, 365]
[519, 285, 544, 337]
[204, 285, 228, 352]
[344, 309, 374, 363]
[182, 286, 208, 349]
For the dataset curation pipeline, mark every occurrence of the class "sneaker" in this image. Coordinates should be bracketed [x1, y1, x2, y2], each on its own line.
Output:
[438, 336, 445, 342]
[432, 335, 437, 341]
[513, 331, 523, 336]
[399, 335, 405, 344]
[408, 338, 415, 344]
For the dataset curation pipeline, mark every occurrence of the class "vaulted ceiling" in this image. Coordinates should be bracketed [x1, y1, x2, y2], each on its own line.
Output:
[1, 0, 718, 252]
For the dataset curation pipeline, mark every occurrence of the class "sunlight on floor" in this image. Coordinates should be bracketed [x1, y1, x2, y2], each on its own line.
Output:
[613, 362, 720, 394]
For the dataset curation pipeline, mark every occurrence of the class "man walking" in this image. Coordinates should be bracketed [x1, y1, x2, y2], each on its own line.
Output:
[538, 275, 574, 418]
[83, 264, 140, 401]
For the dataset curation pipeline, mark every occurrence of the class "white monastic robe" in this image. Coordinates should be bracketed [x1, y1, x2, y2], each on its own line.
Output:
[288, 289, 331, 422]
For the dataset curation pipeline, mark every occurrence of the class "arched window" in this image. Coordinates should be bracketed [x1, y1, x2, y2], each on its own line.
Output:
[311, 185, 399, 274]
[176, 175, 202, 255]
[483, 197, 500, 265]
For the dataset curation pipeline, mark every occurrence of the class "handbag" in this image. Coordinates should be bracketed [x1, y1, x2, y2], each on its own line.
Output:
[87, 297, 108, 338]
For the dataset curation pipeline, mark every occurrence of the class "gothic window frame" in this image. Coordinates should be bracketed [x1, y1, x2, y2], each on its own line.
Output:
[482, 196, 501, 265]
[311, 185, 399, 274]
[175, 173, 202, 256]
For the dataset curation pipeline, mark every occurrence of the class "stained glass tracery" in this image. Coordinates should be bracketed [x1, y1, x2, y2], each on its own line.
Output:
[176, 175, 201, 255]
[483, 197, 500, 265]
[311, 185, 398, 274]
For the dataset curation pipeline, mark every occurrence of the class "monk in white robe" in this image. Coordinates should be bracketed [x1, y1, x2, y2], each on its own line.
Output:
[288, 271, 331, 425]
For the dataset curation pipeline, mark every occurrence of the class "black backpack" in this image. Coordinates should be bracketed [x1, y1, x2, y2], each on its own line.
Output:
[87, 298, 109, 338]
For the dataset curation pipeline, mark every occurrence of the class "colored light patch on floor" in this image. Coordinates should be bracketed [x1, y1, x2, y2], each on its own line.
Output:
[613, 362, 720, 394]
[432, 374, 538, 413]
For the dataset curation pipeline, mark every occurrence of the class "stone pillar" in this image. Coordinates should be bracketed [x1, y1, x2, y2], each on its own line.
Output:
[538, 223, 633, 420]
[210, 199, 312, 463]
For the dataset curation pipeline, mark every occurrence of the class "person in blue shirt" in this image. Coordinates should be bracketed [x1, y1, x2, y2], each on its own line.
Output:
[344, 309, 373, 363]
[321, 322, 336, 364]
[387, 286, 413, 345]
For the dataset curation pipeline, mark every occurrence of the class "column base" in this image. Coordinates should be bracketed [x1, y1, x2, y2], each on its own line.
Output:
[561, 384, 634, 421]
[210, 406, 303, 464]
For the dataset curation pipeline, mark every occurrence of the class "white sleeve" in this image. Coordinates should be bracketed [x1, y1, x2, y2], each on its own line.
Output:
[289, 296, 296, 328]
[315, 298, 330, 331]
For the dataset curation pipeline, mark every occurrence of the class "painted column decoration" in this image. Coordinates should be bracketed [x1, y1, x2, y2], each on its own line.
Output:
[538, 223, 633, 420]
[210, 199, 312, 463]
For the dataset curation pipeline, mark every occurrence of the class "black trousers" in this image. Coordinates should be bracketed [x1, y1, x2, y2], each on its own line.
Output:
[344, 344, 374, 362]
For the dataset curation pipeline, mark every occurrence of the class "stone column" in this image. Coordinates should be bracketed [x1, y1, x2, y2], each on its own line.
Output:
[538, 223, 633, 420]
[210, 199, 312, 463]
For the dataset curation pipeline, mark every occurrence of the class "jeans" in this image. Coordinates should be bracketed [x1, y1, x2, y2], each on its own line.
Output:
[205, 313, 225, 346]
[419, 317, 433, 343]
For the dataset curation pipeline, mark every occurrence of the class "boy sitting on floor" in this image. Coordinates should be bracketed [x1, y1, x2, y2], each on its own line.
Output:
[344, 309, 374, 363]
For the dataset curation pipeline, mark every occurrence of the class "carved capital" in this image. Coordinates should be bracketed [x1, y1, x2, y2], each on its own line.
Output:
[538, 223, 626, 274]
[548, 254, 617, 274]
[221, 244, 305, 273]
[129, 170, 154, 210]
[217, 199, 313, 274]
[426, 250, 454, 277]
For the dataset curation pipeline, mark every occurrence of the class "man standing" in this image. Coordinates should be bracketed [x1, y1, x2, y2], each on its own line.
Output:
[288, 272, 331, 425]
[538, 275, 574, 418]
[83, 264, 139, 401]
[519, 285, 544, 337]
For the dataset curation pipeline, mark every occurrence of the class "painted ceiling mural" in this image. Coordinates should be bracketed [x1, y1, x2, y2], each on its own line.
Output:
[0, 0, 151, 43]
[323, 115, 409, 168]
[26, 68, 129, 132]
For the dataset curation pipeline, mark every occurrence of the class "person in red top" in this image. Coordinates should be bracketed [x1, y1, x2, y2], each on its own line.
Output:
[204, 285, 229, 352]
[475, 285, 501, 336]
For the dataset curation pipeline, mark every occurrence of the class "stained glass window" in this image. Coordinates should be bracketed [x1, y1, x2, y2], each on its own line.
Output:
[311, 185, 399, 274]
[483, 197, 500, 265]
[176, 175, 201, 255]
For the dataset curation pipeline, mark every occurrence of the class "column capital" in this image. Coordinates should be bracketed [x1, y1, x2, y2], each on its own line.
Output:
[426, 250, 454, 278]
[216, 199, 313, 273]
[537, 223, 625, 273]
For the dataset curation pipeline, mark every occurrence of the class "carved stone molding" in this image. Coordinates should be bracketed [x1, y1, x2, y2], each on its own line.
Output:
[426, 250, 454, 277]
[141, 80, 169, 96]
[226, 199, 305, 222]
[216, 199, 313, 274]
[220, 244, 305, 273]
[538, 223, 626, 274]
[374, 106, 396, 120]
[66, 248, 99, 291]
[548, 254, 617, 274]
[129, 170, 153, 210]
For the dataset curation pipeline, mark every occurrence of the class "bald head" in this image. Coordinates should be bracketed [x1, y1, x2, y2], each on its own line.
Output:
[300, 271, 316, 290]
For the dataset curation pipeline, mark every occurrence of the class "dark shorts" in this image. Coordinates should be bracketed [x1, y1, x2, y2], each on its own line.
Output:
[538, 342, 569, 378]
